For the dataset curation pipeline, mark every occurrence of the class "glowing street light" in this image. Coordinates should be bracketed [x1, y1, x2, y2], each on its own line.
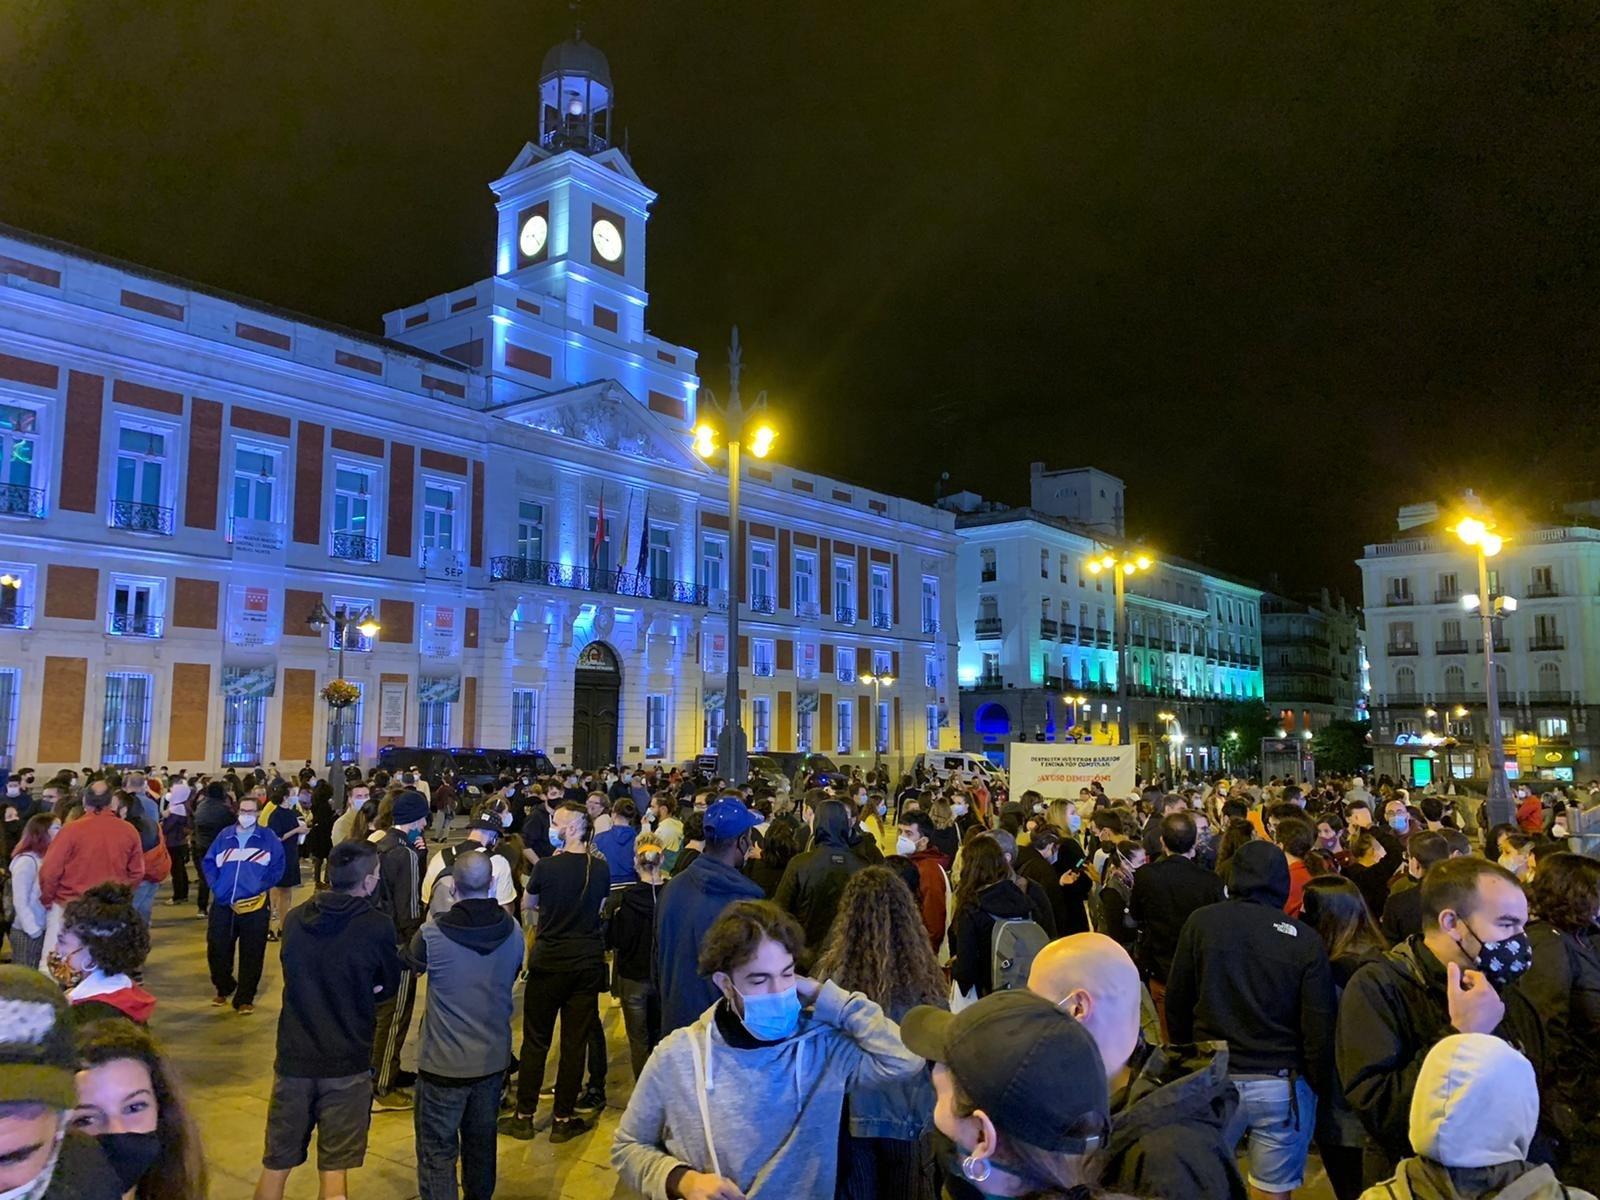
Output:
[305, 600, 380, 809]
[1451, 507, 1514, 825]
[1088, 548, 1155, 748]
[859, 671, 895, 775]
[693, 326, 778, 785]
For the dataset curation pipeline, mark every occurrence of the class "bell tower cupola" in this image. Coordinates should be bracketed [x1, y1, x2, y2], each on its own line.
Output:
[538, 33, 613, 155]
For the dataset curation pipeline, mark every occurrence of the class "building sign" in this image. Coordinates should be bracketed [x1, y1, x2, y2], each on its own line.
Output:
[419, 675, 461, 703]
[226, 584, 275, 648]
[378, 680, 408, 737]
[577, 642, 618, 672]
[420, 605, 458, 659]
[423, 547, 467, 591]
[1010, 743, 1137, 800]
[221, 664, 276, 698]
[230, 517, 286, 561]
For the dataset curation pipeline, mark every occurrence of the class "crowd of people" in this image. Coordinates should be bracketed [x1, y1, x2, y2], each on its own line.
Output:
[2, 756, 1600, 1199]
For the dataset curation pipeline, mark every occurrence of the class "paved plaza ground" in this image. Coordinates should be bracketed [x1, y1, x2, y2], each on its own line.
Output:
[131, 872, 1338, 1200]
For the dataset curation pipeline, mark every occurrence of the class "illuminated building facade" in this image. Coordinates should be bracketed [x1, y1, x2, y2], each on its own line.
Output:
[0, 36, 957, 773]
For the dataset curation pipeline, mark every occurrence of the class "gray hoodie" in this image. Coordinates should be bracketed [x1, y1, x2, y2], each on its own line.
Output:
[611, 980, 923, 1198]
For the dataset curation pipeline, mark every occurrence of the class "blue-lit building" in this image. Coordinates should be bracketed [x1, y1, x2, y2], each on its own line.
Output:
[0, 36, 957, 773]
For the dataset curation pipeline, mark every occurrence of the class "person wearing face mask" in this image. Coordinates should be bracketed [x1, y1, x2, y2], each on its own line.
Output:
[897, 812, 953, 954]
[199, 795, 282, 1017]
[1517, 786, 1546, 835]
[262, 787, 310, 942]
[188, 782, 236, 920]
[650, 795, 684, 863]
[604, 834, 668, 1080]
[255, 840, 399, 1200]
[37, 785, 144, 966]
[10, 815, 58, 969]
[499, 802, 612, 1143]
[0, 967, 132, 1200]
[71, 1017, 204, 1200]
[1029, 933, 1246, 1200]
[368, 789, 429, 1109]
[1337, 856, 1549, 1180]
[613, 899, 922, 1200]
[329, 783, 370, 846]
[49, 885, 155, 1027]
[421, 815, 516, 918]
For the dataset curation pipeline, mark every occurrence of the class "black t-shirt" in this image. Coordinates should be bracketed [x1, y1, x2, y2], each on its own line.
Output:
[527, 850, 609, 971]
[520, 803, 552, 863]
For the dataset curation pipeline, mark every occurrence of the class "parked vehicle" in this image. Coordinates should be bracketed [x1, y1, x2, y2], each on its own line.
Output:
[792, 753, 843, 792]
[745, 755, 791, 796]
[376, 746, 555, 790]
[913, 750, 1007, 787]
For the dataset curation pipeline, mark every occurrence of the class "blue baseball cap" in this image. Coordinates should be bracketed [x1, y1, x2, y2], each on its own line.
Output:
[703, 798, 762, 841]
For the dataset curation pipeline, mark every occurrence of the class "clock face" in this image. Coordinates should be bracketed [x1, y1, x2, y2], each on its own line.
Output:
[592, 218, 623, 263]
[518, 214, 548, 258]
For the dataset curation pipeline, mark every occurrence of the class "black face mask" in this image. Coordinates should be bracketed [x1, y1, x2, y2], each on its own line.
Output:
[98, 1131, 163, 1192]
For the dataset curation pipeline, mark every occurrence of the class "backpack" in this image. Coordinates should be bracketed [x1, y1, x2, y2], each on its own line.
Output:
[425, 845, 461, 920]
[989, 915, 1049, 993]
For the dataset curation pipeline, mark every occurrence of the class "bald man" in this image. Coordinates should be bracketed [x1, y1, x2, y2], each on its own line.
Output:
[1029, 934, 1246, 1200]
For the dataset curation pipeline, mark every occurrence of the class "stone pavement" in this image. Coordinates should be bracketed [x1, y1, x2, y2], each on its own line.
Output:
[137, 875, 1339, 1200]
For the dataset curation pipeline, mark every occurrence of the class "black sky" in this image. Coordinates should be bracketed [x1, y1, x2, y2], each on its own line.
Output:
[4, 2, 1600, 597]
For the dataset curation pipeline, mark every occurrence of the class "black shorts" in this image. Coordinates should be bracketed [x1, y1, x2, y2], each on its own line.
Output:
[262, 1072, 373, 1171]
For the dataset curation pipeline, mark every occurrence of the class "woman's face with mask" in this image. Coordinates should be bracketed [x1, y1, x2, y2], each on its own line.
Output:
[71, 1057, 158, 1136]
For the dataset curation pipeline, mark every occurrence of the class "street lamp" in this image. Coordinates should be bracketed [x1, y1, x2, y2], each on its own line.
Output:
[1453, 512, 1515, 826]
[859, 671, 895, 777]
[1157, 710, 1181, 784]
[1087, 548, 1155, 748]
[305, 601, 380, 809]
[1062, 693, 1090, 741]
[693, 326, 777, 785]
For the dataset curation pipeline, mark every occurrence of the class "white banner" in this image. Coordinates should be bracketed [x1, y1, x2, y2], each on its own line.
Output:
[230, 517, 286, 561]
[423, 547, 467, 596]
[420, 604, 458, 659]
[1010, 743, 1137, 800]
[226, 584, 275, 648]
[378, 680, 408, 738]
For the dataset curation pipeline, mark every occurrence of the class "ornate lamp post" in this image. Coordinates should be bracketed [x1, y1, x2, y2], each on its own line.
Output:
[693, 327, 777, 785]
[306, 601, 380, 809]
[1087, 549, 1155, 749]
[858, 670, 896, 777]
[1453, 514, 1516, 827]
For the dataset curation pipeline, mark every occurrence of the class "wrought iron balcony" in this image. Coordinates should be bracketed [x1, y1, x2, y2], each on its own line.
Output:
[0, 483, 44, 518]
[980, 568, 997, 583]
[1527, 690, 1572, 705]
[1476, 638, 1511, 654]
[1386, 642, 1420, 656]
[0, 605, 31, 629]
[1436, 639, 1470, 655]
[1434, 589, 1460, 605]
[330, 531, 380, 562]
[748, 593, 776, 614]
[109, 499, 173, 535]
[975, 616, 1002, 638]
[1529, 635, 1566, 651]
[871, 610, 892, 630]
[976, 672, 1004, 688]
[1382, 691, 1424, 705]
[1528, 581, 1561, 598]
[796, 600, 820, 620]
[922, 616, 940, 635]
[108, 613, 163, 638]
[1058, 623, 1076, 641]
[834, 605, 856, 625]
[1040, 618, 1059, 639]
[487, 556, 708, 606]
[1386, 592, 1415, 606]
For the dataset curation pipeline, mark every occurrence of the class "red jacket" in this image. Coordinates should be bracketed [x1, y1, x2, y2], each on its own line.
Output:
[906, 848, 950, 952]
[1284, 859, 1312, 919]
[1517, 794, 1545, 833]
[39, 809, 144, 907]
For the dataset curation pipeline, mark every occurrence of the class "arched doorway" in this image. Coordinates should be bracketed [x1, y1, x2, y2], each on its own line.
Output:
[572, 641, 621, 769]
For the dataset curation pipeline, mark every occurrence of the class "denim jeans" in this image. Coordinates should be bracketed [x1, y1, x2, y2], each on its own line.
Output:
[1224, 1074, 1318, 1193]
[132, 879, 157, 925]
[414, 1074, 500, 1200]
[617, 974, 660, 1080]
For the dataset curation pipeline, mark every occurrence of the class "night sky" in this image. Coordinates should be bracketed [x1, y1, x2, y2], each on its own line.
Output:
[4, 2, 1599, 597]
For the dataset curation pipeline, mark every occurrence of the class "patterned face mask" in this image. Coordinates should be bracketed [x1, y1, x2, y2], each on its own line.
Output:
[1472, 930, 1533, 991]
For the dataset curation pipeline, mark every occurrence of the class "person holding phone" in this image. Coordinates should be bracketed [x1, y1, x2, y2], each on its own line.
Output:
[1016, 825, 1093, 936]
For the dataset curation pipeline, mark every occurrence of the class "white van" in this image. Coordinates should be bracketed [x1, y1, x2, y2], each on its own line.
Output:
[915, 751, 1007, 787]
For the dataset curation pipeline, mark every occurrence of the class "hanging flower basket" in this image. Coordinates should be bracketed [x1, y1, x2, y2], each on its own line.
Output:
[322, 679, 360, 709]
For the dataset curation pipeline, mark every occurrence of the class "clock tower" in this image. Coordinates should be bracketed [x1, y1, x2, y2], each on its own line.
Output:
[491, 34, 653, 333]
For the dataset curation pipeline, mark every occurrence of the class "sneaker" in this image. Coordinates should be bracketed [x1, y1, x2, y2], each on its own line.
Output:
[210, 994, 228, 1007]
[497, 1113, 536, 1140]
[162, 898, 180, 907]
[574, 1087, 606, 1115]
[372, 1089, 414, 1112]
[549, 1116, 591, 1144]
[265, 929, 279, 943]
[236, 1004, 255, 1016]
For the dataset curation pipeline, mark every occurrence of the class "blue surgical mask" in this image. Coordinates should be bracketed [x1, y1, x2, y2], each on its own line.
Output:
[1390, 814, 1409, 832]
[737, 984, 802, 1041]
[1067, 811, 1082, 832]
[549, 827, 564, 848]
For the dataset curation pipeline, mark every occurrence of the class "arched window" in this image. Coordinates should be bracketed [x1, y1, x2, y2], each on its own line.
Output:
[973, 703, 1011, 738]
[1538, 661, 1561, 695]
[1395, 665, 1416, 697]
[1444, 665, 1465, 695]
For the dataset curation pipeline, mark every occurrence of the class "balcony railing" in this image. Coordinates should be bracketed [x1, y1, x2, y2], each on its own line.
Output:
[1385, 593, 1415, 606]
[975, 672, 1004, 688]
[1382, 691, 1424, 705]
[0, 483, 44, 518]
[980, 568, 997, 583]
[834, 605, 856, 625]
[871, 610, 892, 630]
[1043, 675, 1063, 690]
[1526, 690, 1572, 705]
[1095, 631, 1112, 648]
[922, 616, 940, 635]
[108, 613, 163, 638]
[1059, 623, 1077, 641]
[330, 531, 380, 562]
[1528, 581, 1560, 598]
[1476, 638, 1511, 654]
[0, 605, 31, 629]
[975, 616, 1003, 639]
[750, 593, 777, 615]
[109, 499, 173, 535]
[1040, 618, 1059, 639]
[1529, 635, 1566, 651]
[1436, 639, 1469, 655]
[1434, 590, 1460, 605]
[487, 556, 709, 606]
[796, 600, 820, 620]
[1387, 642, 1420, 656]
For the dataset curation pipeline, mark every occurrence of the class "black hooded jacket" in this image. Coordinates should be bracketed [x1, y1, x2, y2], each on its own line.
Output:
[951, 879, 1040, 998]
[773, 801, 870, 957]
[275, 889, 401, 1077]
[604, 878, 661, 982]
[1164, 841, 1336, 1091]
[1101, 1040, 1247, 1200]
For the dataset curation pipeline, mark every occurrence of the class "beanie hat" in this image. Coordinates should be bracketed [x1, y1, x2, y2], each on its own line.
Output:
[393, 789, 429, 826]
[1410, 1033, 1537, 1168]
[0, 967, 77, 1108]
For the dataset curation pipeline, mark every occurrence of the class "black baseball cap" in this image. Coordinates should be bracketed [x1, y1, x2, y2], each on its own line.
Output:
[900, 990, 1110, 1154]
